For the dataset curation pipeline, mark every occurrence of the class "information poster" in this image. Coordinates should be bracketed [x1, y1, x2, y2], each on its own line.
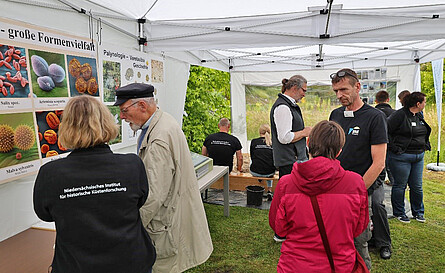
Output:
[98, 44, 165, 149]
[0, 18, 166, 184]
[357, 68, 388, 104]
[0, 17, 96, 184]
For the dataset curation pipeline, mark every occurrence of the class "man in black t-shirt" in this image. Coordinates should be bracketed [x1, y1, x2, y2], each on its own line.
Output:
[202, 118, 243, 172]
[329, 68, 390, 269]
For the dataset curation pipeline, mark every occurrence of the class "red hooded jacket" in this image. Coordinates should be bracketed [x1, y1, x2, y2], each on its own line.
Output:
[269, 156, 369, 273]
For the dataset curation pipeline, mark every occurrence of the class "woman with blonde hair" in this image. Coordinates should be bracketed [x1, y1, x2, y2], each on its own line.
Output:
[33, 95, 156, 273]
[250, 124, 276, 200]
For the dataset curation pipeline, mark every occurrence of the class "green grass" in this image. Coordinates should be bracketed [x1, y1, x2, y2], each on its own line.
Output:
[187, 171, 445, 273]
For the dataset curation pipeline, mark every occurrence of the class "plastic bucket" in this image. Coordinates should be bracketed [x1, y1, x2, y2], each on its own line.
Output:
[246, 185, 265, 206]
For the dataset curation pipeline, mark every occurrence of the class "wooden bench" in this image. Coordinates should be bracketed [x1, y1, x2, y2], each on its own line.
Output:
[211, 173, 279, 192]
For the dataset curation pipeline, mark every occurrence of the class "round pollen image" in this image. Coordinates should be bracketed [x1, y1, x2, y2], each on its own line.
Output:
[125, 68, 134, 81]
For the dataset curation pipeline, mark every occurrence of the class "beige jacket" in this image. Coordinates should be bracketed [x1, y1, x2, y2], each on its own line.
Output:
[139, 109, 213, 273]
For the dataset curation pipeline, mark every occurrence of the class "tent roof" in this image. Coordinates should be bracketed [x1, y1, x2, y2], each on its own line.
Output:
[91, 0, 445, 20]
[7, 0, 445, 71]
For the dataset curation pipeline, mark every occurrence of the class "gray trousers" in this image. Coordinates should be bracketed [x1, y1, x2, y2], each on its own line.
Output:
[354, 195, 372, 270]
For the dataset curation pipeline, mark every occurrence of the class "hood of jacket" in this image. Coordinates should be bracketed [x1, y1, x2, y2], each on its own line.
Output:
[291, 156, 345, 196]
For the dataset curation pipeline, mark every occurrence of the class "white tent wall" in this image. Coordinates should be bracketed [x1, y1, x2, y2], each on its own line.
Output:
[231, 65, 416, 152]
[161, 57, 190, 127]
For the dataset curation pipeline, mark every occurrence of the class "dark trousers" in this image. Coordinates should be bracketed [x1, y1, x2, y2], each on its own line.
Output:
[278, 164, 293, 178]
[371, 183, 391, 248]
[385, 153, 395, 184]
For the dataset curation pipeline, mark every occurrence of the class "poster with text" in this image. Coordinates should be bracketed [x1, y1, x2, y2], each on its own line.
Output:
[0, 112, 40, 184]
[0, 17, 97, 184]
[0, 44, 33, 111]
[99, 44, 152, 104]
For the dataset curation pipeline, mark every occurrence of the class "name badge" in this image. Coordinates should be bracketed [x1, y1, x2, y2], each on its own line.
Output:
[344, 111, 354, 118]
[412, 122, 417, 127]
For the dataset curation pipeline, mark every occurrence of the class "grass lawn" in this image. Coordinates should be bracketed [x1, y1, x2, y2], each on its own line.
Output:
[187, 170, 445, 273]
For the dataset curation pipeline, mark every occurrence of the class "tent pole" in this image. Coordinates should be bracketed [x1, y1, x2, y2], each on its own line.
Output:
[138, 19, 146, 52]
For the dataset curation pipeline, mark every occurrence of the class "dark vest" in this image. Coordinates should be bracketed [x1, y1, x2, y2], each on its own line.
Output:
[270, 93, 308, 167]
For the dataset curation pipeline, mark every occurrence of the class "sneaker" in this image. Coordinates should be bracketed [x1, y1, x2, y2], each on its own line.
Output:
[397, 215, 410, 223]
[267, 192, 273, 201]
[273, 234, 286, 243]
[413, 215, 426, 223]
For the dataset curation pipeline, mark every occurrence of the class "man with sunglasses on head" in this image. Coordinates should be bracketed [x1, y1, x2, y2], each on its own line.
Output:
[329, 68, 391, 270]
[115, 83, 213, 273]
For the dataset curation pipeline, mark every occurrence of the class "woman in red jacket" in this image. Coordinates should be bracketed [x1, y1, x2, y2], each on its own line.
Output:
[269, 120, 369, 273]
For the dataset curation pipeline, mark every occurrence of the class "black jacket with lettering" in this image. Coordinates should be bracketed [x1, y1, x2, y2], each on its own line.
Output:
[33, 144, 156, 273]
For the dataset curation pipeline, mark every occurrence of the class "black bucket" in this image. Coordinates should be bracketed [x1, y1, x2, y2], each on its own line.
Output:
[246, 185, 265, 206]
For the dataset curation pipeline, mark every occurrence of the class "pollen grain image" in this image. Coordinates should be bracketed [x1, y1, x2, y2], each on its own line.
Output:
[0, 112, 39, 169]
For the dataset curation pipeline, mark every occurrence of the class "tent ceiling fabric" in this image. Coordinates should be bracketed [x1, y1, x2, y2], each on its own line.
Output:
[8, 0, 445, 72]
[139, 1, 445, 71]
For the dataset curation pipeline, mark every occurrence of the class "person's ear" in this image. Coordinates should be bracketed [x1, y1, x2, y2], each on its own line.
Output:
[355, 81, 361, 92]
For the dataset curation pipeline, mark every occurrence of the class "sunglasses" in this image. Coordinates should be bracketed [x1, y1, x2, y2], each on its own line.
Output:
[330, 71, 359, 82]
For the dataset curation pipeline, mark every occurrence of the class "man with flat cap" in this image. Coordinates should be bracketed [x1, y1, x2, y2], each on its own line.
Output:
[115, 83, 213, 273]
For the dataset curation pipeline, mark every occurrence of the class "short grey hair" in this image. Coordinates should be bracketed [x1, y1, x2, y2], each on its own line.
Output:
[218, 118, 230, 127]
[131, 97, 155, 105]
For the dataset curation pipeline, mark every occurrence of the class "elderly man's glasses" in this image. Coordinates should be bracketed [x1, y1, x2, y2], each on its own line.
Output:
[330, 71, 359, 82]
[120, 101, 139, 114]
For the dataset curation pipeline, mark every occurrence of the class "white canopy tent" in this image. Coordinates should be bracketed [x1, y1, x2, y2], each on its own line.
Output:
[1, 0, 444, 241]
[4, 0, 445, 72]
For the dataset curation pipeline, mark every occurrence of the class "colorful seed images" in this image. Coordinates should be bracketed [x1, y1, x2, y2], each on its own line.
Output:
[0, 45, 30, 98]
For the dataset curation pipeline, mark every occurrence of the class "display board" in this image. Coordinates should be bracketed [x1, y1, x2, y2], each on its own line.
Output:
[0, 18, 165, 185]
[98, 43, 165, 150]
[357, 68, 388, 104]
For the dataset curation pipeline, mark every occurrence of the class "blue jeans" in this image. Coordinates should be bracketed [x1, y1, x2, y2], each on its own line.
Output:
[388, 151, 425, 217]
[250, 170, 274, 188]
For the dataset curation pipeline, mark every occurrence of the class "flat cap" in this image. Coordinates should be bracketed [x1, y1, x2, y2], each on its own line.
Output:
[113, 83, 154, 106]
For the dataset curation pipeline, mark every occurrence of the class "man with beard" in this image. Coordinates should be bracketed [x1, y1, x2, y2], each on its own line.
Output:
[115, 83, 213, 273]
[329, 69, 389, 270]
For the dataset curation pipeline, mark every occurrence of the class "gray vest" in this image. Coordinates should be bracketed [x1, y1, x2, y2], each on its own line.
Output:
[270, 94, 308, 167]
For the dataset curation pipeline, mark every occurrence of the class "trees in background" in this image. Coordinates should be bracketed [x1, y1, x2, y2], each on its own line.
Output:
[421, 62, 445, 103]
[182, 66, 230, 153]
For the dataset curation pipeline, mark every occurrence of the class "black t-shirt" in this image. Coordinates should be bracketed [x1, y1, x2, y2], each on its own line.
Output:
[250, 137, 275, 175]
[406, 115, 427, 154]
[204, 132, 242, 171]
[329, 104, 388, 176]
